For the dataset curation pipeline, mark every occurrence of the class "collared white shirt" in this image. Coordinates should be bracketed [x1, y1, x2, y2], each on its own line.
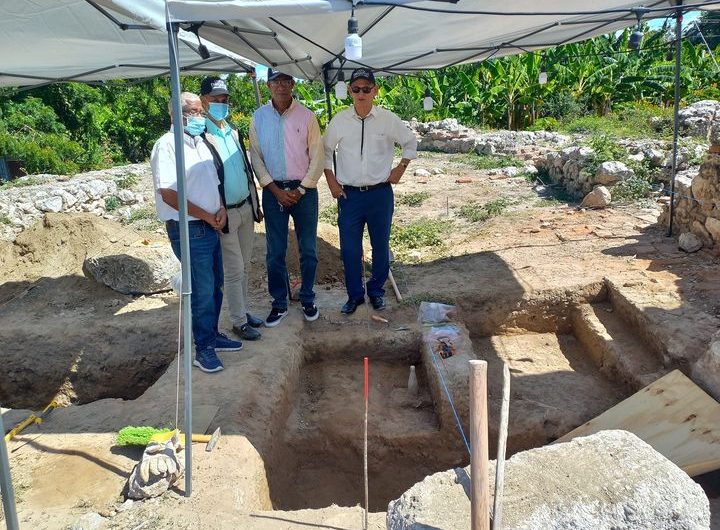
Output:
[150, 128, 222, 222]
[324, 105, 417, 186]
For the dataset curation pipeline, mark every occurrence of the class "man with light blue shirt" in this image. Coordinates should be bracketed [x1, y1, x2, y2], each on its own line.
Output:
[200, 76, 264, 341]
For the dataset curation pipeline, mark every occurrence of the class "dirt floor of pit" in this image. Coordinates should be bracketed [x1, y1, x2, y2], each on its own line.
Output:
[2, 150, 720, 528]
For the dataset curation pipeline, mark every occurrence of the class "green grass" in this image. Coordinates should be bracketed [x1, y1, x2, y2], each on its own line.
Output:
[104, 195, 120, 212]
[610, 176, 654, 203]
[0, 213, 11, 225]
[319, 203, 338, 226]
[129, 206, 157, 222]
[458, 197, 510, 222]
[535, 197, 563, 207]
[115, 172, 140, 190]
[560, 103, 673, 139]
[0, 177, 43, 190]
[397, 191, 430, 207]
[390, 218, 451, 251]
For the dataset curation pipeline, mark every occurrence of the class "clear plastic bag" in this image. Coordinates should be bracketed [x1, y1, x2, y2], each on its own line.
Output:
[423, 324, 463, 359]
[417, 301, 456, 325]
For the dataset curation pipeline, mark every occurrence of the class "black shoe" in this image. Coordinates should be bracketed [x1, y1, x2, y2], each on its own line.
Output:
[369, 296, 386, 311]
[341, 297, 365, 315]
[302, 303, 320, 322]
[246, 313, 264, 328]
[265, 308, 288, 327]
[233, 323, 262, 341]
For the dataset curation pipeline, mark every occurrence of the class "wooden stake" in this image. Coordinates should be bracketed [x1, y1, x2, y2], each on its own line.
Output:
[492, 362, 511, 530]
[469, 360, 490, 530]
[364, 356, 369, 530]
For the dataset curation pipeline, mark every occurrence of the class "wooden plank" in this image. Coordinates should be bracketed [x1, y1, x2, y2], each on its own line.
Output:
[557, 370, 720, 477]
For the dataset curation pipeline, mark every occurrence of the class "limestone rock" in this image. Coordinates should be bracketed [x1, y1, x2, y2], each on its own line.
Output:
[580, 186, 611, 209]
[68, 513, 107, 530]
[679, 100, 720, 138]
[387, 430, 710, 530]
[413, 168, 432, 178]
[35, 195, 64, 213]
[595, 161, 634, 185]
[679, 232, 703, 253]
[692, 333, 720, 401]
[83, 242, 180, 295]
[705, 216, 720, 244]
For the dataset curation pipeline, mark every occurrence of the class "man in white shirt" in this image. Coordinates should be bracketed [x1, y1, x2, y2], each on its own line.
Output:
[324, 68, 418, 315]
[151, 92, 242, 373]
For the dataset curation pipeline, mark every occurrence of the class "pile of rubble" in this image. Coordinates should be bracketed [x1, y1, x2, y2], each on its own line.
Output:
[0, 164, 151, 240]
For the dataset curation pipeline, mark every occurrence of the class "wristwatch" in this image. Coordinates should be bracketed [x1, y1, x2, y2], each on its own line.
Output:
[297, 185, 306, 195]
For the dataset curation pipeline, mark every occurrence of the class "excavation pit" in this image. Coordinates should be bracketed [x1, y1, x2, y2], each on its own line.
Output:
[267, 354, 468, 511]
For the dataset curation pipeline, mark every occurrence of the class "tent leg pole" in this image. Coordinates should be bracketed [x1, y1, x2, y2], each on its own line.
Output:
[252, 69, 262, 108]
[167, 20, 194, 498]
[667, 2, 683, 237]
[0, 408, 20, 530]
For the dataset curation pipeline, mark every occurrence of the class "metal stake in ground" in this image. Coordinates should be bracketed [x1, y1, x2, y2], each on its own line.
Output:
[363, 356, 369, 530]
[469, 360, 490, 530]
[492, 362, 511, 530]
[0, 407, 20, 530]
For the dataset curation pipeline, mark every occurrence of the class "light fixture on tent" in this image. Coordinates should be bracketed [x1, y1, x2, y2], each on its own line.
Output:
[345, 5, 362, 60]
[628, 8, 649, 51]
[187, 23, 210, 59]
[423, 87, 434, 111]
[538, 56, 548, 85]
[335, 70, 348, 99]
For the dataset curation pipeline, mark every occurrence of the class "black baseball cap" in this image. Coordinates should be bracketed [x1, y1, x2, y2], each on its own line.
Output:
[349, 68, 375, 84]
[267, 69, 293, 82]
[200, 77, 229, 96]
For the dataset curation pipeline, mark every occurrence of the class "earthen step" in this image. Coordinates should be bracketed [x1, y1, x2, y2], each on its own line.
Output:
[571, 302, 666, 391]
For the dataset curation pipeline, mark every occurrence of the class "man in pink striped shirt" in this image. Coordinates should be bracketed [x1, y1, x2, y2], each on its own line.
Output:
[249, 69, 324, 327]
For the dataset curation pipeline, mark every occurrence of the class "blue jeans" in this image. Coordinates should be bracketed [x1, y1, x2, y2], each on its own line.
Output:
[166, 220, 223, 351]
[338, 185, 394, 300]
[262, 186, 318, 309]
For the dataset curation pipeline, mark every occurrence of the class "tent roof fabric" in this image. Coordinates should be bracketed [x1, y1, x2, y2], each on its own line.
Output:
[0, 0, 255, 88]
[98, 0, 716, 82]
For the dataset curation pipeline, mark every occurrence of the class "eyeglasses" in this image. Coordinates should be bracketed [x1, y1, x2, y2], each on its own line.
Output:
[270, 79, 294, 87]
[183, 110, 206, 118]
[351, 86, 374, 94]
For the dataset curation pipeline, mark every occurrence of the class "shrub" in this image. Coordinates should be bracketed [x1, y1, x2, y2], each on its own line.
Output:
[528, 117, 559, 132]
[538, 91, 587, 121]
[105, 196, 120, 211]
[611, 176, 654, 203]
[397, 191, 430, 207]
[115, 172, 140, 190]
[458, 197, 510, 222]
[319, 203, 338, 226]
[129, 206, 157, 222]
[390, 218, 450, 250]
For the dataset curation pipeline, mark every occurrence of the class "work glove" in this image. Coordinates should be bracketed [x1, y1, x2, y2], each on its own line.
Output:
[127, 434, 183, 499]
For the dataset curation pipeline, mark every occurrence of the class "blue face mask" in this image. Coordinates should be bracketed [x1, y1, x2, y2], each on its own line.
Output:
[208, 102, 229, 122]
[184, 116, 206, 136]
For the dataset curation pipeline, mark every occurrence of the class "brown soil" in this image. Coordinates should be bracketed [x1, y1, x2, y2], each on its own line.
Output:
[2, 150, 719, 528]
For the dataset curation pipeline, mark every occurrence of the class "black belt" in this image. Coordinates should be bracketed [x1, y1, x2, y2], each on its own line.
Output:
[273, 180, 301, 190]
[226, 197, 248, 210]
[166, 219, 207, 227]
[342, 182, 390, 192]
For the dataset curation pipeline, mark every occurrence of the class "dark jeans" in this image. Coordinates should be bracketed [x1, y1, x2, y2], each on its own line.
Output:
[262, 184, 318, 309]
[337, 184, 394, 300]
[166, 219, 223, 351]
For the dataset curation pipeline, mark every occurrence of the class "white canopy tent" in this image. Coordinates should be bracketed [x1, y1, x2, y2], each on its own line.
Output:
[97, 0, 719, 82]
[2, 2, 719, 527]
[0, 0, 256, 89]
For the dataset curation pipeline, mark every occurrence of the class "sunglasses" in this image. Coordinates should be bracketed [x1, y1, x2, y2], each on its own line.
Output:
[351, 86, 374, 94]
[270, 79, 294, 87]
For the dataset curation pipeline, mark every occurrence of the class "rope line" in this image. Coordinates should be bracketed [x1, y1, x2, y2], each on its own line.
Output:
[429, 345, 471, 455]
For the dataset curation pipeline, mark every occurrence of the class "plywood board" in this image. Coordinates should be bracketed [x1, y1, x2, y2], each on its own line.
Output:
[557, 370, 720, 477]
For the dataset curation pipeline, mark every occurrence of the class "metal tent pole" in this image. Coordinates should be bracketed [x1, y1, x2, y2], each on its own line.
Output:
[166, 20, 194, 497]
[251, 68, 262, 108]
[667, 2, 683, 237]
[0, 409, 20, 530]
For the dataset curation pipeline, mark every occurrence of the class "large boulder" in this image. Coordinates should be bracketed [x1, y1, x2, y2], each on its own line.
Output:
[595, 161, 634, 185]
[580, 186, 611, 209]
[679, 100, 720, 138]
[83, 242, 179, 295]
[387, 430, 709, 530]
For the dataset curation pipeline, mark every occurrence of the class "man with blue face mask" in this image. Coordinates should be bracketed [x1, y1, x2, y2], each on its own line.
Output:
[151, 92, 241, 373]
[200, 76, 264, 342]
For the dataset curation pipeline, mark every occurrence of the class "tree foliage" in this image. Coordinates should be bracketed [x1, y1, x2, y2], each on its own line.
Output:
[0, 26, 718, 175]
